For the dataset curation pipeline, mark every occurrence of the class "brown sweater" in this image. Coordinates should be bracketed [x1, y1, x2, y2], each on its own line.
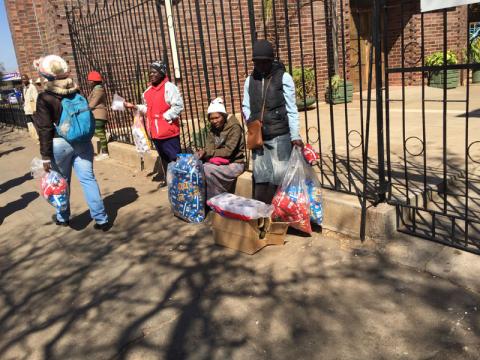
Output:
[87, 85, 108, 120]
[204, 114, 245, 163]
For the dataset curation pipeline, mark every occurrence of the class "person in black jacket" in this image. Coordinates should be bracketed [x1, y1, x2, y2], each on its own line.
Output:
[34, 55, 109, 230]
[242, 40, 304, 204]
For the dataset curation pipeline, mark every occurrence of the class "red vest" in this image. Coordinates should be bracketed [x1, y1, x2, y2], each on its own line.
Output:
[143, 78, 180, 140]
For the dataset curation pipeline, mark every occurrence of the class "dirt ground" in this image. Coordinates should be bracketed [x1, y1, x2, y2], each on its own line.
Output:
[1, 128, 479, 360]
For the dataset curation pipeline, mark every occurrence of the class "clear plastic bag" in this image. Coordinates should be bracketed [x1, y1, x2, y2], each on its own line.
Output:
[111, 93, 125, 111]
[30, 157, 47, 179]
[304, 164, 323, 226]
[30, 157, 69, 212]
[271, 147, 312, 234]
[207, 193, 274, 221]
[131, 111, 151, 155]
[167, 154, 206, 223]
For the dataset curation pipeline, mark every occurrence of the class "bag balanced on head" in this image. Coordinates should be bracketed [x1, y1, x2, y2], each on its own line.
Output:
[56, 93, 95, 143]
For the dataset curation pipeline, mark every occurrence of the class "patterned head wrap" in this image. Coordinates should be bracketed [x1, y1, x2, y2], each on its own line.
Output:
[150, 60, 167, 75]
[34, 55, 70, 81]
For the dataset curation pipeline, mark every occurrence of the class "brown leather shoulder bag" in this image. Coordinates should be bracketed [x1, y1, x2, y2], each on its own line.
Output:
[246, 78, 271, 150]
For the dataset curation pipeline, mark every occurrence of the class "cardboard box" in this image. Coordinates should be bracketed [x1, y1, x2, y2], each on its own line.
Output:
[265, 221, 289, 245]
[211, 213, 289, 254]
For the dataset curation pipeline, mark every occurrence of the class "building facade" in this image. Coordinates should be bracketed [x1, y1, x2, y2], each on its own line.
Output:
[5, 0, 470, 124]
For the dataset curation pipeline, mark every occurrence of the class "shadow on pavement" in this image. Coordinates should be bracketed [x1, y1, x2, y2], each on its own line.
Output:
[0, 173, 32, 195]
[0, 146, 25, 158]
[0, 204, 479, 360]
[69, 187, 139, 231]
[0, 191, 39, 225]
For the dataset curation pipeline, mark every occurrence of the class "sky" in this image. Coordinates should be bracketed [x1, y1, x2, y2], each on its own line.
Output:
[0, 0, 18, 72]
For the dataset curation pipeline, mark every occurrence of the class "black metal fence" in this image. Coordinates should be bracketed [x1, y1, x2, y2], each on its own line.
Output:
[65, 0, 373, 198]
[1, 0, 478, 254]
[384, 2, 480, 254]
[0, 104, 28, 129]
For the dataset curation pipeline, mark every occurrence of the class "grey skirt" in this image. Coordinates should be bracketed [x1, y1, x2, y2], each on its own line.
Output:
[253, 133, 292, 185]
[204, 162, 245, 200]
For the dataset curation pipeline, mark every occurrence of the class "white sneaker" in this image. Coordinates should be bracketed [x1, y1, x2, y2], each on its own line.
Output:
[95, 153, 109, 161]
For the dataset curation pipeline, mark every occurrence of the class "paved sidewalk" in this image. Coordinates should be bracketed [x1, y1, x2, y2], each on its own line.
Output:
[0, 128, 479, 360]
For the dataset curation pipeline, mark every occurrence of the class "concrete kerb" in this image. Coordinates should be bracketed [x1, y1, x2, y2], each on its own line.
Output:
[106, 139, 401, 243]
[5, 127, 410, 245]
[5, 125, 469, 247]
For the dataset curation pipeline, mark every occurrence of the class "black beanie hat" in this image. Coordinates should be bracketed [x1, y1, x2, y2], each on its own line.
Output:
[252, 39, 274, 60]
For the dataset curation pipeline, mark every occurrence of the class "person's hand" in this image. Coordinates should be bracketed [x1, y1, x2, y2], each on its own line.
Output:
[124, 101, 136, 110]
[43, 160, 51, 173]
[196, 149, 206, 160]
[291, 139, 304, 149]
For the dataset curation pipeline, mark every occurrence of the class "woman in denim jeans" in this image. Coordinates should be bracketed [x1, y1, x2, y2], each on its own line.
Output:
[33, 55, 109, 230]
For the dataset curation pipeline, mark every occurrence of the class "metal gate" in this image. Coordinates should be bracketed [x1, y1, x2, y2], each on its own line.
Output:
[383, 2, 480, 254]
[65, 0, 381, 197]
[65, 0, 479, 254]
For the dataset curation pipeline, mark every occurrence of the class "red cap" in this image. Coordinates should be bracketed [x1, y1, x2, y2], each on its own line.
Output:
[87, 71, 102, 82]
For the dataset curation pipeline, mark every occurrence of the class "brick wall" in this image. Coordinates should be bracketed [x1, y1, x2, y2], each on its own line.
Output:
[5, 0, 469, 146]
[162, 0, 350, 126]
[385, 1, 468, 85]
[5, 0, 76, 81]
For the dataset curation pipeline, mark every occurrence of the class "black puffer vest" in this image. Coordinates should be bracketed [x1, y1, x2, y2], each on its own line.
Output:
[248, 61, 290, 140]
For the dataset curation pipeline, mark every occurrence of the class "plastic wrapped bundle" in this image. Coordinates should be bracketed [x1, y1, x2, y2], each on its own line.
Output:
[302, 144, 320, 165]
[304, 165, 323, 226]
[207, 193, 274, 221]
[167, 154, 206, 223]
[271, 147, 312, 234]
[31, 157, 69, 212]
[41, 171, 69, 212]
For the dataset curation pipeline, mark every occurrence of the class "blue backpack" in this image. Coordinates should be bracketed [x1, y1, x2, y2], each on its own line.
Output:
[56, 93, 95, 143]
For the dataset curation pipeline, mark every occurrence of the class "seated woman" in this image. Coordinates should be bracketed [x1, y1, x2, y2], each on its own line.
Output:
[197, 98, 245, 200]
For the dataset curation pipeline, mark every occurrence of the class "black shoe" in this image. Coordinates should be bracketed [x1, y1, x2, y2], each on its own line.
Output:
[52, 214, 69, 227]
[94, 222, 110, 231]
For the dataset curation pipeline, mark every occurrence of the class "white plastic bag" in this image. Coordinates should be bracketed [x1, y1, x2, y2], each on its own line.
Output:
[111, 93, 125, 111]
[131, 111, 151, 155]
[207, 193, 274, 221]
[30, 157, 47, 179]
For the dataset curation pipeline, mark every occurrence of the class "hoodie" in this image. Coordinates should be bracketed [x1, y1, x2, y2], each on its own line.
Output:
[204, 114, 245, 164]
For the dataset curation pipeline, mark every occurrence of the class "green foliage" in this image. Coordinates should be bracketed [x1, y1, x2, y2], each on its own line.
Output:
[326, 74, 344, 91]
[193, 123, 210, 149]
[292, 67, 316, 100]
[185, 117, 211, 150]
[425, 50, 458, 67]
[263, 0, 273, 23]
[466, 37, 480, 64]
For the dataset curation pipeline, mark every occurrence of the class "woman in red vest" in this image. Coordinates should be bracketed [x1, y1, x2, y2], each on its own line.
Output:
[125, 61, 184, 184]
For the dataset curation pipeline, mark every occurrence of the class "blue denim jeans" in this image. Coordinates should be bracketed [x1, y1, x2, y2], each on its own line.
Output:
[52, 137, 108, 224]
